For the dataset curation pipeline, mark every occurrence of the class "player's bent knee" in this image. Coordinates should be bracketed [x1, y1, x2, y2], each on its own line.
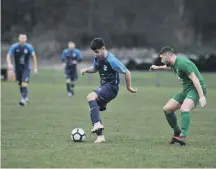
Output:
[87, 92, 98, 101]
[21, 82, 28, 87]
[163, 106, 173, 114]
[180, 106, 191, 112]
[180, 99, 195, 112]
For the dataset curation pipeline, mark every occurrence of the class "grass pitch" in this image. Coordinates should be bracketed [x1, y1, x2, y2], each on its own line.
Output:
[1, 70, 216, 167]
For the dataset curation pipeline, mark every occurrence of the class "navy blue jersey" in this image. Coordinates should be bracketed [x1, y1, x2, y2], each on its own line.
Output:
[61, 48, 83, 67]
[8, 42, 35, 69]
[93, 52, 127, 85]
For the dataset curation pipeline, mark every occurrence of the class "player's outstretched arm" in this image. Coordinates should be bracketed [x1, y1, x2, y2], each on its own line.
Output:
[188, 72, 206, 107]
[80, 66, 97, 75]
[150, 65, 171, 71]
[108, 56, 137, 93]
[125, 70, 137, 93]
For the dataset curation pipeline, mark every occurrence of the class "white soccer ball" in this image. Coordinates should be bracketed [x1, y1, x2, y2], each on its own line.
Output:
[71, 128, 86, 142]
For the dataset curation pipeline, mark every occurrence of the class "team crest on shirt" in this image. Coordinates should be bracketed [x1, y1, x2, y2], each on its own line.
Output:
[24, 49, 28, 54]
[16, 49, 20, 52]
[73, 53, 76, 57]
[103, 65, 108, 71]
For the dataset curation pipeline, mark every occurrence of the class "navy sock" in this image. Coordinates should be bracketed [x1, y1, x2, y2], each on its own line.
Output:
[88, 100, 100, 124]
[66, 83, 71, 93]
[71, 84, 75, 94]
[164, 111, 179, 132]
[21, 87, 28, 99]
[20, 86, 22, 96]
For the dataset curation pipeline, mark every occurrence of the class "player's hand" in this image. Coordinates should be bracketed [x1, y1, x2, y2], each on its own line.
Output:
[8, 63, 13, 70]
[72, 60, 77, 64]
[127, 86, 137, 93]
[34, 68, 38, 74]
[150, 65, 159, 71]
[199, 96, 206, 107]
[80, 68, 87, 75]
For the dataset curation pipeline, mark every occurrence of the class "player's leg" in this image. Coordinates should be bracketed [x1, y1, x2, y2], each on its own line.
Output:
[87, 91, 105, 143]
[66, 79, 72, 96]
[70, 69, 78, 95]
[19, 69, 30, 106]
[15, 68, 24, 105]
[172, 98, 194, 145]
[88, 84, 119, 143]
[65, 68, 72, 96]
[71, 82, 75, 95]
[164, 92, 185, 144]
[15, 70, 22, 97]
[173, 88, 206, 145]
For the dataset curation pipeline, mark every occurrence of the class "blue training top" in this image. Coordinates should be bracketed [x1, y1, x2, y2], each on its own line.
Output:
[61, 48, 83, 67]
[93, 52, 127, 85]
[8, 42, 35, 69]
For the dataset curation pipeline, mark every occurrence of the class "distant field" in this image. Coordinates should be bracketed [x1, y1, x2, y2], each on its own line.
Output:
[1, 70, 216, 167]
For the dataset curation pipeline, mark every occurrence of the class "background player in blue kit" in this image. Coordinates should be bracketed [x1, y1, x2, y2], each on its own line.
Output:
[81, 38, 137, 143]
[61, 41, 83, 96]
[6, 34, 38, 106]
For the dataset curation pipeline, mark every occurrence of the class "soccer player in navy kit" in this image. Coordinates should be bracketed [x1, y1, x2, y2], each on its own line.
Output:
[81, 38, 137, 143]
[62, 41, 83, 96]
[6, 34, 38, 106]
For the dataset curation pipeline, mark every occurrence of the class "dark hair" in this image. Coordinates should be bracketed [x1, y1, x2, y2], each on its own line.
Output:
[90, 38, 105, 50]
[158, 46, 174, 56]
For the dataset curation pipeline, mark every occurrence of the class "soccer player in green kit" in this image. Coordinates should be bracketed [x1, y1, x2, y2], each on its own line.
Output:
[150, 46, 207, 145]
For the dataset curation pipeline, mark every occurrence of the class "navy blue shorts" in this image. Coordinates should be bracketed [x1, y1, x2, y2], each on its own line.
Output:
[15, 67, 30, 85]
[94, 83, 119, 103]
[65, 66, 78, 81]
[93, 83, 119, 111]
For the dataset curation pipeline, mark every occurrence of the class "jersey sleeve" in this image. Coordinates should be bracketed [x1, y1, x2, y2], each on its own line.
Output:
[179, 62, 194, 76]
[92, 57, 98, 70]
[28, 44, 35, 55]
[108, 55, 127, 73]
[61, 50, 66, 62]
[76, 50, 83, 62]
[8, 44, 17, 56]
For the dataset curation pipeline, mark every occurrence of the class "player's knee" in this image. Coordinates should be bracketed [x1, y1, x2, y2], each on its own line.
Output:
[180, 106, 190, 112]
[66, 79, 71, 83]
[180, 99, 195, 112]
[87, 92, 97, 101]
[21, 82, 28, 87]
[163, 105, 173, 114]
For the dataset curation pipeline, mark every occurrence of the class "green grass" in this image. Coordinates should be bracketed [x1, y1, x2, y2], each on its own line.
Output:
[1, 71, 216, 168]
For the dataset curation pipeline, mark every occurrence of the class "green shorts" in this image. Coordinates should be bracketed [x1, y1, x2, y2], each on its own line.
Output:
[173, 88, 207, 106]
